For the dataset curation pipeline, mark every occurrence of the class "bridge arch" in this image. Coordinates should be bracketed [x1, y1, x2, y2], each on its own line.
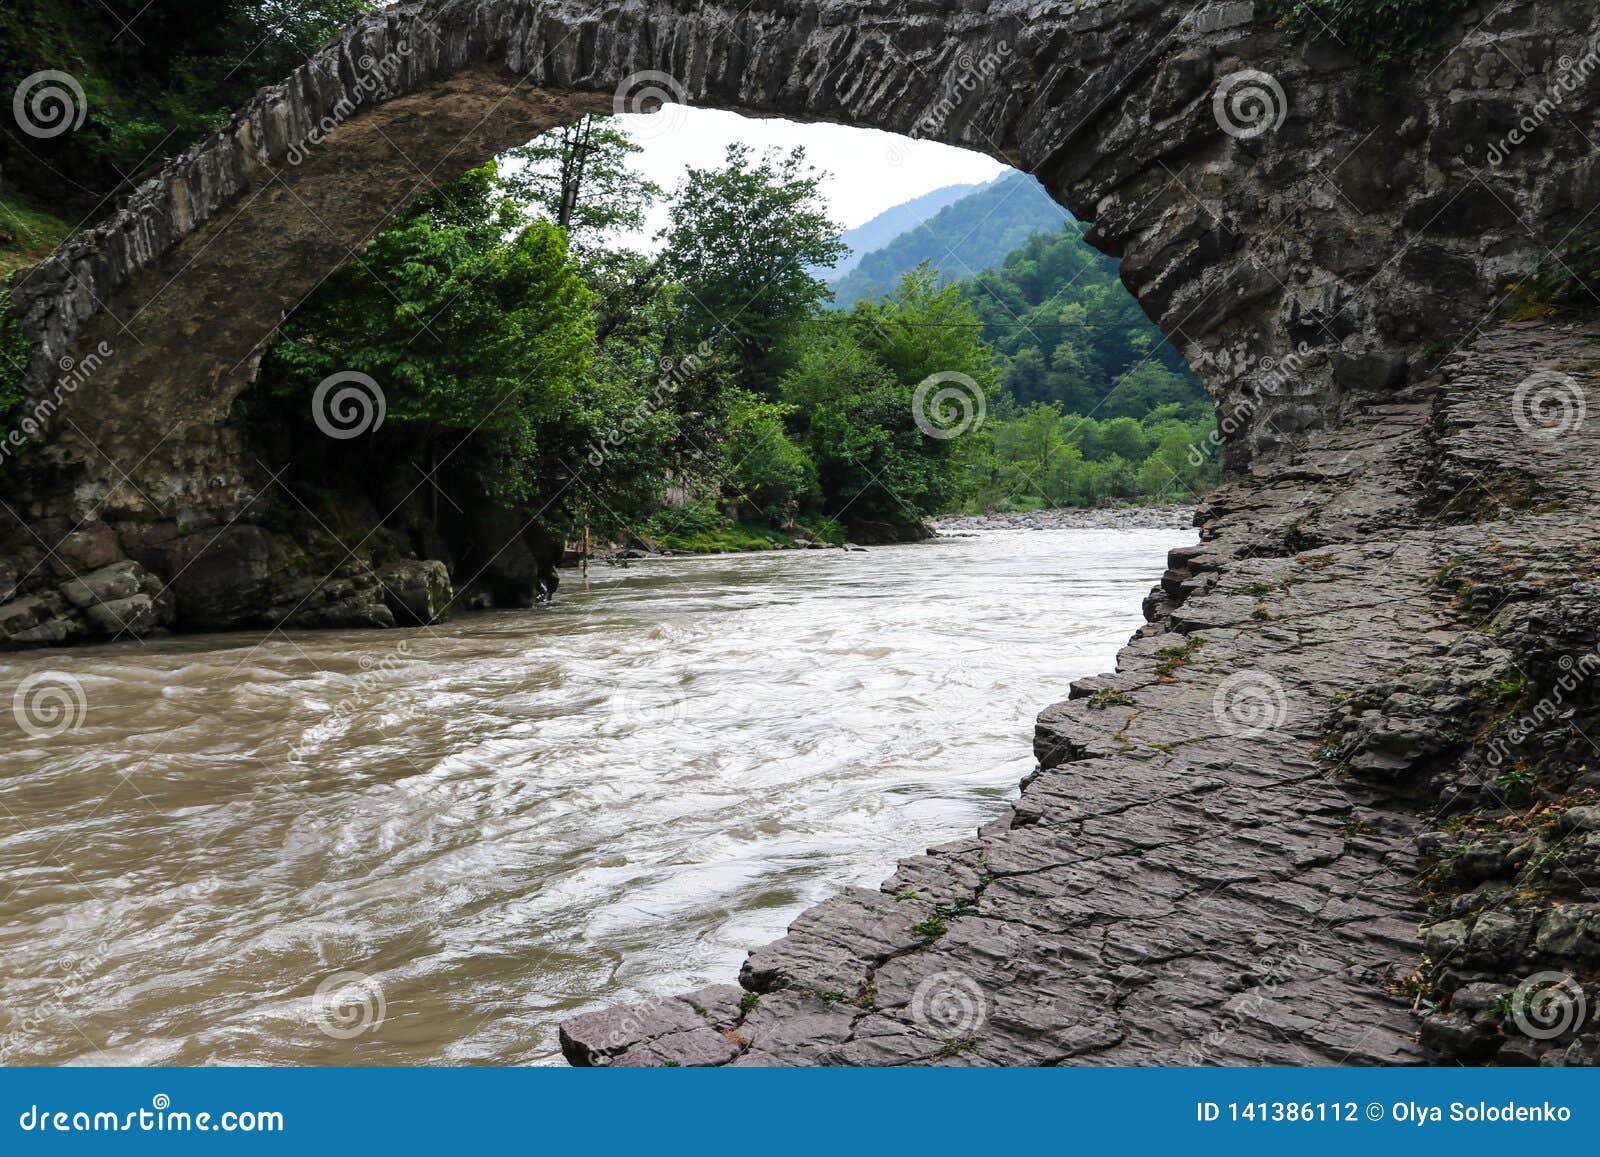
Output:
[2, 0, 1597, 631]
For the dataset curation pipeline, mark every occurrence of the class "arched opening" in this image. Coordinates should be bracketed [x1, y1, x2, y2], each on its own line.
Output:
[5, 0, 1585, 640]
[2, 0, 1597, 1072]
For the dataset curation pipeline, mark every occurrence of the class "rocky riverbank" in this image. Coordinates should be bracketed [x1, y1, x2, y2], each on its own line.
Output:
[559, 318, 1600, 1067]
[934, 507, 1196, 534]
[568, 519, 936, 566]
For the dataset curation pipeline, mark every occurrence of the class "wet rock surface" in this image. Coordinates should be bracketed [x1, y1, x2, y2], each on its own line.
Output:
[561, 319, 1600, 1066]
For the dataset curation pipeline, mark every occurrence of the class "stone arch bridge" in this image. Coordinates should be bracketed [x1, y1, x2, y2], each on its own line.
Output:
[4, 0, 1600, 1068]
[6, 0, 1592, 534]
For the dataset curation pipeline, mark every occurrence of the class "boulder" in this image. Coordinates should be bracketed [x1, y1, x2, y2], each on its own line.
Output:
[48, 522, 123, 577]
[378, 559, 452, 626]
[84, 593, 161, 637]
[59, 561, 144, 609]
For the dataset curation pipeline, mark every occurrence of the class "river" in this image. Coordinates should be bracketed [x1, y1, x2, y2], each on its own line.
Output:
[0, 526, 1182, 1065]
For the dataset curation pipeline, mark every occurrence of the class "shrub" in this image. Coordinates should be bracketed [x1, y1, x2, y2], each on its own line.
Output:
[0, 281, 31, 426]
[1268, 0, 1475, 68]
[1522, 232, 1600, 311]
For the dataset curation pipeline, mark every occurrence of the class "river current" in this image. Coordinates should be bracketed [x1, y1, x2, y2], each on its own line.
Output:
[0, 526, 1181, 1064]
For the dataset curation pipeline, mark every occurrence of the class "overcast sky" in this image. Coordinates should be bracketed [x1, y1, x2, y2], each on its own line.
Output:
[605, 107, 1011, 248]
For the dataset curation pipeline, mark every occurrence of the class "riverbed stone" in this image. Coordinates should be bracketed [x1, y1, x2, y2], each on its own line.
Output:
[59, 561, 144, 609]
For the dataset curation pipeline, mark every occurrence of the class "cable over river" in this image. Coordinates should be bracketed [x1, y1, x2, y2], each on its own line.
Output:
[0, 525, 1184, 1064]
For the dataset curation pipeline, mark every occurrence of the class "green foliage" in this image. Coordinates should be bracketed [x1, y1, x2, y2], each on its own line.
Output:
[0, 280, 30, 426]
[246, 162, 681, 542]
[955, 225, 1206, 419]
[1521, 232, 1600, 311]
[659, 143, 847, 387]
[0, 193, 74, 277]
[641, 502, 787, 554]
[782, 268, 995, 522]
[255, 165, 593, 501]
[967, 403, 1219, 511]
[0, 1, 375, 208]
[722, 390, 818, 526]
[1267, 0, 1474, 68]
[503, 116, 662, 246]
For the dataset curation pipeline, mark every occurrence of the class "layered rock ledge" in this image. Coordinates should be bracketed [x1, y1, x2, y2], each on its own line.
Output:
[560, 318, 1600, 1066]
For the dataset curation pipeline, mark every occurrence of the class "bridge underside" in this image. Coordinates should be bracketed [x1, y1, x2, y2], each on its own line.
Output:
[1, 0, 1598, 1065]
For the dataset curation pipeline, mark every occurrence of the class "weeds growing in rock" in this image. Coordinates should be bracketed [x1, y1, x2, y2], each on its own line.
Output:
[1153, 636, 1203, 678]
[939, 1034, 978, 1056]
[1087, 688, 1134, 709]
[0, 280, 29, 428]
[1517, 231, 1600, 312]
[1268, 0, 1475, 69]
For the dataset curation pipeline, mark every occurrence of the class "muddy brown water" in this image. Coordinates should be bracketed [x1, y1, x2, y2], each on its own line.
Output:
[0, 527, 1183, 1064]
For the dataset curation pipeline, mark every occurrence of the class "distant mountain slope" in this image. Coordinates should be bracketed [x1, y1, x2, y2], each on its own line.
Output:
[822, 183, 981, 280]
[954, 222, 1206, 419]
[828, 172, 1071, 308]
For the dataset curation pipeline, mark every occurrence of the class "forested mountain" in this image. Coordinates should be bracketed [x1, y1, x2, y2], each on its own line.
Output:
[935, 221, 1217, 509]
[957, 224, 1206, 420]
[819, 183, 980, 280]
[828, 172, 1071, 307]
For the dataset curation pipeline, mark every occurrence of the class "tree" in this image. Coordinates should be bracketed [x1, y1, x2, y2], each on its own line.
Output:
[659, 143, 847, 390]
[953, 222, 1206, 416]
[1081, 415, 1148, 462]
[503, 116, 662, 245]
[1137, 423, 1218, 501]
[1105, 362, 1201, 420]
[779, 270, 994, 521]
[251, 163, 625, 532]
[722, 390, 817, 525]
